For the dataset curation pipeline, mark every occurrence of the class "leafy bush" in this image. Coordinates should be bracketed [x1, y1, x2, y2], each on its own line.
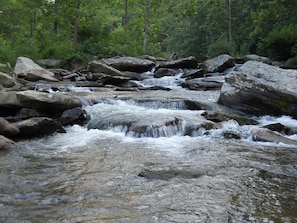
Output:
[0, 35, 17, 66]
[207, 38, 233, 58]
[285, 56, 297, 67]
[43, 41, 75, 60]
[58, 52, 89, 70]
[257, 26, 297, 61]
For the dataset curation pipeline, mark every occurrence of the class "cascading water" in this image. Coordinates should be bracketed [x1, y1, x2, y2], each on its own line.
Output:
[1, 69, 297, 223]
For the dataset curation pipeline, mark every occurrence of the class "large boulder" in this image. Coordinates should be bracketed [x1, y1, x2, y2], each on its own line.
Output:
[182, 76, 224, 91]
[0, 72, 17, 88]
[0, 91, 22, 116]
[218, 61, 297, 118]
[0, 117, 20, 136]
[16, 90, 82, 114]
[14, 57, 59, 82]
[59, 107, 87, 125]
[13, 117, 65, 137]
[203, 54, 234, 73]
[251, 128, 297, 146]
[101, 56, 155, 73]
[154, 68, 177, 78]
[157, 56, 198, 69]
[243, 54, 270, 63]
[88, 60, 125, 76]
[0, 135, 15, 149]
[0, 90, 83, 117]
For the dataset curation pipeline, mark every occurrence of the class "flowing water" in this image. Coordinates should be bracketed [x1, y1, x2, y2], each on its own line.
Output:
[1, 74, 297, 223]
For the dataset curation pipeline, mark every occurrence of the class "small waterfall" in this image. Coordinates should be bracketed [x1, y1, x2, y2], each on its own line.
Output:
[136, 71, 185, 88]
[124, 99, 187, 110]
[125, 118, 185, 138]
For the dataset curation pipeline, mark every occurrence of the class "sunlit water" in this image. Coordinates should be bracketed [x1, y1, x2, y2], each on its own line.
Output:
[1, 77, 297, 222]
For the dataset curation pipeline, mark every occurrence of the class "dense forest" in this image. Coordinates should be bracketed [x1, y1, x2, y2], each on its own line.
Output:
[0, 0, 297, 67]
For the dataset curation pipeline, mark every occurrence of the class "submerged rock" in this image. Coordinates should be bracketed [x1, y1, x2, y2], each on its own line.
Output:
[218, 61, 297, 118]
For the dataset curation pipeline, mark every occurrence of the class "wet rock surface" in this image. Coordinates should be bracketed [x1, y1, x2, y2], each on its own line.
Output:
[1, 54, 297, 222]
[218, 61, 297, 118]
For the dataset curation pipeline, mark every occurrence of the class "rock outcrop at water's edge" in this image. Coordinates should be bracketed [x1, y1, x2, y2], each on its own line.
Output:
[218, 61, 297, 118]
[1, 55, 297, 146]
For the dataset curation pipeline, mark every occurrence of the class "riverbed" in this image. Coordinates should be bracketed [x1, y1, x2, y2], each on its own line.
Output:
[1, 84, 297, 222]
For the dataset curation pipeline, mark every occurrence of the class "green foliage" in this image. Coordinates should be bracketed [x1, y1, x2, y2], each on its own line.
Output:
[0, 35, 17, 65]
[0, 0, 297, 64]
[207, 38, 233, 58]
[43, 41, 75, 60]
[58, 52, 89, 70]
[285, 56, 297, 67]
[257, 26, 297, 61]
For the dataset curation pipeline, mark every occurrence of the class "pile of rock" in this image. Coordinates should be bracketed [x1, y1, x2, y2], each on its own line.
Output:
[1, 53, 297, 148]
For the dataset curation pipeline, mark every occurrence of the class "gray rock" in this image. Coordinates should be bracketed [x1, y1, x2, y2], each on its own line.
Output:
[203, 54, 234, 73]
[251, 128, 297, 146]
[59, 107, 87, 125]
[243, 54, 270, 63]
[101, 56, 155, 73]
[88, 60, 125, 76]
[16, 90, 82, 114]
[37, 59, 61, 68]
[180, 69, 204, 79]
[0, 135, 15, 149]
[201, 111, 258, 125]
[13, 117, 65, 137]
[14, 57, 59, 82]
[154, 68, 177, 78]
[157, 56, 198, 69]
[0, 72, 17, 88]
[182, 77, 224, 91]
[0, 91, 22, 108]
[0, 117, 20, 136]
[95, 73, 133, 87]
[126, 116, 182, 138]
[218, 61, 297, 118]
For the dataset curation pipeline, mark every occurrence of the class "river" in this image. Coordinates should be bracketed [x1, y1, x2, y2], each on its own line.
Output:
[0, 73, 297, 222]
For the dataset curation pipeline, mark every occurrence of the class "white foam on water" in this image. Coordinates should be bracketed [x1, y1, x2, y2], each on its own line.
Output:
[257, 115, 297, 129]
[136, 72, 184, 88]
[23, 125, 126, 153]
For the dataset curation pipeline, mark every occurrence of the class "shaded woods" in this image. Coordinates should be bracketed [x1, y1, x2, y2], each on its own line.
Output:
[0, 0, 297, 67]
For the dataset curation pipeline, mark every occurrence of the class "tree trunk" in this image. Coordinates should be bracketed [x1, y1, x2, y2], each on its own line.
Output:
[123, 0, 129, 27]
[228, 0, 232, 45]
[73, 0, 81, 49]
[143, 0, 150, 54]
[30, 12, 36, 39]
